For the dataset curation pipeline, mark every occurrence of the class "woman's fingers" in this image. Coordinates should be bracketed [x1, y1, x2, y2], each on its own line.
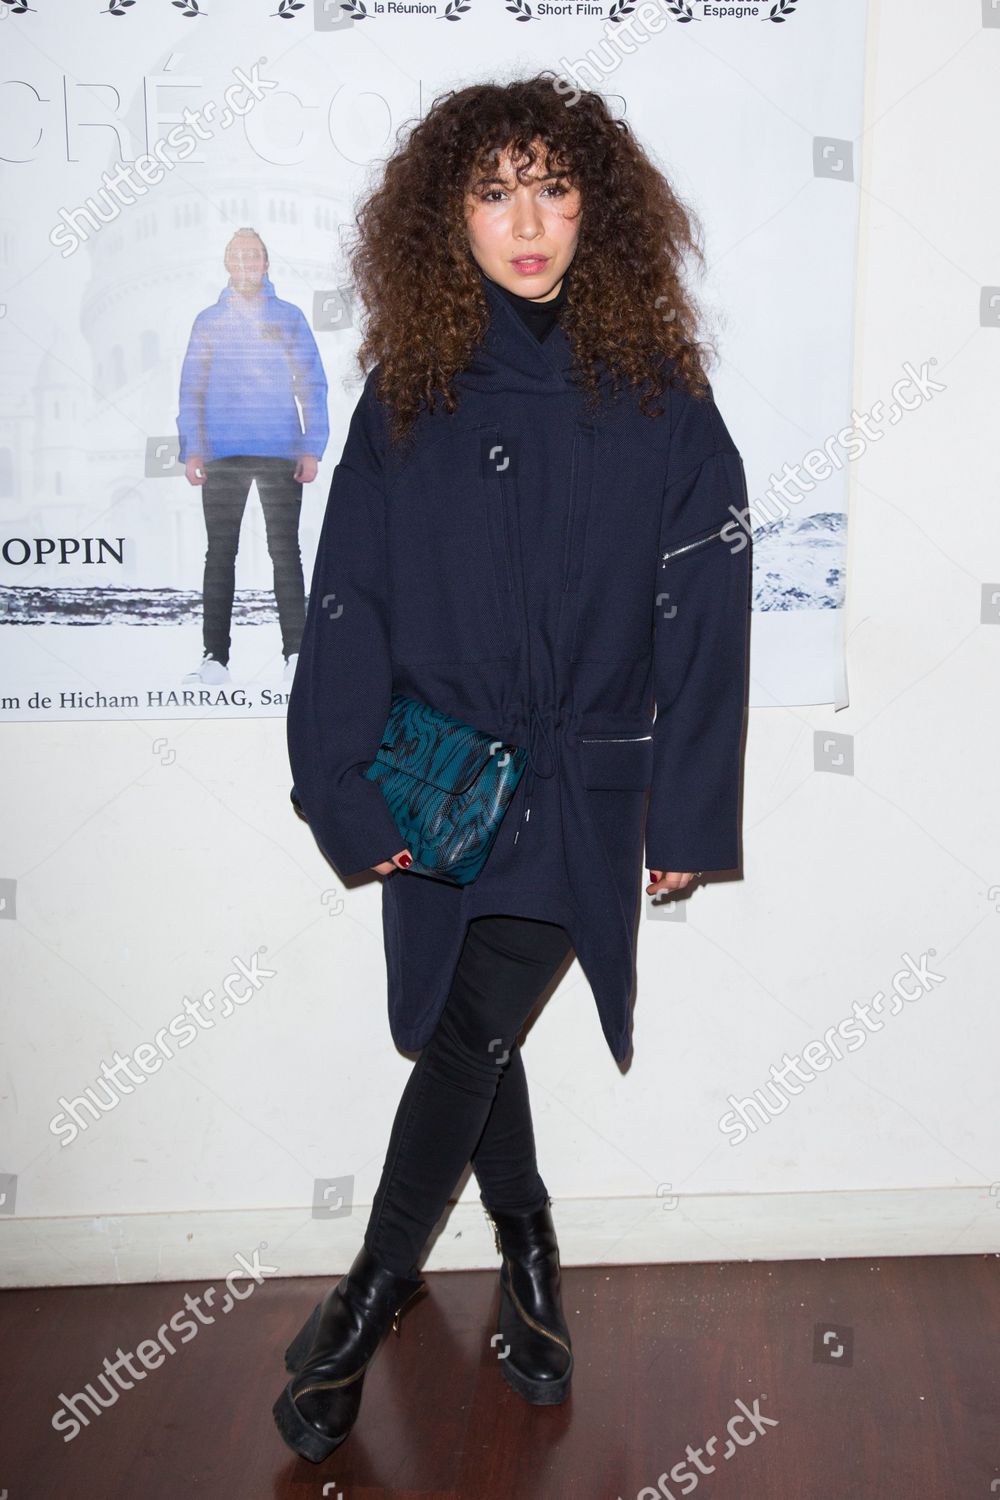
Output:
[370, 850, 412, 875]
[645, 870, 698, 894]
[370, 850, 414, 875]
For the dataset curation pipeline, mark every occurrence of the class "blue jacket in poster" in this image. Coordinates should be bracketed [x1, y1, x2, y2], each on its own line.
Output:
[177, 272, 329, 464]
[286, 269, 752, 1065]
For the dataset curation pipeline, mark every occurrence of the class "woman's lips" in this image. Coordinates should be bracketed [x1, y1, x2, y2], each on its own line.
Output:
[511, 256, 549, 275]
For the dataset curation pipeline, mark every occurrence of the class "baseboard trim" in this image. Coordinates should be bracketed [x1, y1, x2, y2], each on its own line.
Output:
[2, 1187, 998, 1288]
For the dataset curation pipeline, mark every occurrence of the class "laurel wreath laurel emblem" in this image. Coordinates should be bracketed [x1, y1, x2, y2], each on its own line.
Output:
[0, 0, 797, 23]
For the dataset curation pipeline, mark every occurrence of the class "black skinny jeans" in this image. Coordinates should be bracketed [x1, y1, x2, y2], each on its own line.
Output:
[364, 914, 574, 1278]
[199, 455, 306, 665]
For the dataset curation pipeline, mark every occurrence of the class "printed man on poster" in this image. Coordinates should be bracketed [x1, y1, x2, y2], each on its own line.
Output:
[177, 227, 329, 685]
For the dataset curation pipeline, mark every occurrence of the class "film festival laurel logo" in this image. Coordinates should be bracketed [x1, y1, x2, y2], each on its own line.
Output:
[503, 0, 798, 23]
[0, 0, 801, 22]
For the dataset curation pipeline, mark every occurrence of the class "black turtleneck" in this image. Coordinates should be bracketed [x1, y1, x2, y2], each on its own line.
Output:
[487, 266, 570, 343]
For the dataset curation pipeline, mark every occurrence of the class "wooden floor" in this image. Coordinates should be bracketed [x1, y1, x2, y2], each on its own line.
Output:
[1, 1255, 998, 1498]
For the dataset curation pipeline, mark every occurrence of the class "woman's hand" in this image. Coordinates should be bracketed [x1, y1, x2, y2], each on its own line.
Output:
[645, 869, 701, 896]
[371, 849, 413, 875]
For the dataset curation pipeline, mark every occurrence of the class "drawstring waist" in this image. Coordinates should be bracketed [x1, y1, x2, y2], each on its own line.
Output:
[526, 702, 559, 780]
[504, 703, 563, 846]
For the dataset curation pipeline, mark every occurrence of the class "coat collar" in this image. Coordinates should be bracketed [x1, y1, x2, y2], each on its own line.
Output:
[458, 266, 592, 396]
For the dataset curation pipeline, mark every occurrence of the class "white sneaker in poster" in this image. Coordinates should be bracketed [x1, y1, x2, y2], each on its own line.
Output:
[183, 654, 231, 685]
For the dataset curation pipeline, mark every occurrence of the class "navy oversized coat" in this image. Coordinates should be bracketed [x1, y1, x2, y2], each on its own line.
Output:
[286, 270, 752, 1064]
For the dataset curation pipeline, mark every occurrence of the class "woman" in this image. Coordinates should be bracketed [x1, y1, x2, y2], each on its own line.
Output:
[275, 74, 752, 1463]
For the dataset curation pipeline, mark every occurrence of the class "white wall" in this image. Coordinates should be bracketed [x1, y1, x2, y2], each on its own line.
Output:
[3, 0, 999, 1286]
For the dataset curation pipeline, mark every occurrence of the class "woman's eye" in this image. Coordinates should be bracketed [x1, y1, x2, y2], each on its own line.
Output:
[479, 183, 570, 203]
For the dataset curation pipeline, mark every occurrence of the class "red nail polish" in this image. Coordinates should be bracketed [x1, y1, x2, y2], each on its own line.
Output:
[398, 852, 412, 868]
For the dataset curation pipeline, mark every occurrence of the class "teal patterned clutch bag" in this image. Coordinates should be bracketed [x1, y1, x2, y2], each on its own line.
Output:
[364, 694, 528, 885]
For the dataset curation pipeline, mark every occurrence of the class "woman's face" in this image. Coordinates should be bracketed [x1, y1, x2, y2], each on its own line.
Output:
[463, 142, 581, 302]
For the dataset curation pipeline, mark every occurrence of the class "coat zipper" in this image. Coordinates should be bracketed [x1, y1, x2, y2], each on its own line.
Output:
[562, 424, 595, 593]
[489, 428, 514, 593]
[561, 430, 581, 590]
[660, 525, 726, 564]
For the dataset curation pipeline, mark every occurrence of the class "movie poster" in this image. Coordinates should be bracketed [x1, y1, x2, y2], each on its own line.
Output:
[0, 0, 866, 721]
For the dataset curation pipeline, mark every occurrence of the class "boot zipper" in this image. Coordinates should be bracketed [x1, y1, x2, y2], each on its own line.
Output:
[502, 1257, 572, 1354]
[294, 1355, 373, 1397]
[483, 1203, 503, 1255]
[391, 1283, 424, 1334]
[294, 1287, 419, 1399]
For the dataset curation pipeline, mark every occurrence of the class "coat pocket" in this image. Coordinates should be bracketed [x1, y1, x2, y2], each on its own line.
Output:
[577, 732, 654, 789]
[660, 520, 729, 564]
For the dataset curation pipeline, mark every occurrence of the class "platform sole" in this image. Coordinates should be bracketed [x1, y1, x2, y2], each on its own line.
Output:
[498, 1347, 573, 1405]
[272, 1381, 350, 1464]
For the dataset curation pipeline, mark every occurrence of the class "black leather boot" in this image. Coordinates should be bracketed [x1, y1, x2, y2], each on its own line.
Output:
[482, 1194, 573, 1405]
[272, 1244, 426, 1463]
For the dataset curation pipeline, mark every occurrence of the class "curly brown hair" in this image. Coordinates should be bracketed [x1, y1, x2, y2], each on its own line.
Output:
[348, 72, 715, 447]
